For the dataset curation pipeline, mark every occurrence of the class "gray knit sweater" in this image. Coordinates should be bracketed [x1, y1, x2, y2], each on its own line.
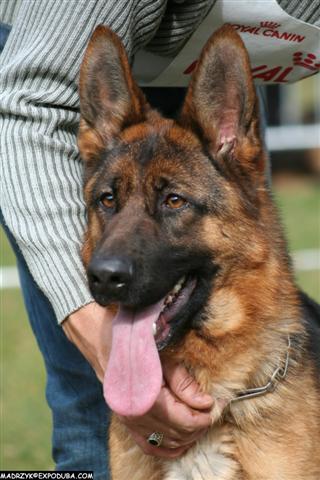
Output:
[0, 0, 319, 323]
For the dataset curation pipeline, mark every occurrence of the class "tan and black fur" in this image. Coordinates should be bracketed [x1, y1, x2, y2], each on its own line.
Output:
[78, 24, 320, 480]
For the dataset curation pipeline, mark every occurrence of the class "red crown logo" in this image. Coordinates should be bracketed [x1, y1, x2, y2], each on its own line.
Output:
[260, 21, 281, 29]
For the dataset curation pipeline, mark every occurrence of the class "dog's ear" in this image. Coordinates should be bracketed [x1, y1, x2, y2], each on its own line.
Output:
[179, 25, 264, 174]
[78, 25, 148, 162]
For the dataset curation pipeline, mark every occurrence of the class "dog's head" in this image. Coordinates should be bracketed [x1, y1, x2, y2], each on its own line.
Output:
[78, 25, 278, 351]
[78, 25, 293, 416]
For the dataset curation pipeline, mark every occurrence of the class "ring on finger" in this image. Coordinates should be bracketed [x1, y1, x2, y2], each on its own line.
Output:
[147, 432, 164, 447]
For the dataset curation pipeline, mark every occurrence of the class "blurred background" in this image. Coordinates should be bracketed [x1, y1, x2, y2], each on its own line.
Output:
[0, 74, 319, 469]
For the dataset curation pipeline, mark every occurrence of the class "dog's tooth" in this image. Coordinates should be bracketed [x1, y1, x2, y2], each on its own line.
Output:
[165, 276, 187, 307]
[173, 276, 185, 294]
[173, 284, 181, 294]
[152, 321, 157, 336]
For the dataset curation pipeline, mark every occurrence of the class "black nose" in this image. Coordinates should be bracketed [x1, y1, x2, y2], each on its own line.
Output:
[88, 256, 134, 300]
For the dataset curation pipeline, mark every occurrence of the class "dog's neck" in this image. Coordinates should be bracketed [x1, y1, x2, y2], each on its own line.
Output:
[162, 260, 304, 424]
[230, 334, 292, 404]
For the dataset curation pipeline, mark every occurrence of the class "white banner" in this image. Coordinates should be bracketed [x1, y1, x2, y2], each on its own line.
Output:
[133, 0, 320, 86]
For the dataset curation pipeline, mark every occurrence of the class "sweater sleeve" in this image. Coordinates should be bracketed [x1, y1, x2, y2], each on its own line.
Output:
[0, 0, 216, 323]
[0, 0, 167, 323]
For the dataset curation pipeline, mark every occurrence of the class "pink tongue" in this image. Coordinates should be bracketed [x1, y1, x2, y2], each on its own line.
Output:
[103, 301, 164, 417]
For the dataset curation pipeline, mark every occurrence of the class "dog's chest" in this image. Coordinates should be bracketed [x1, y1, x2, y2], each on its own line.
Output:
[163, 425, 242, 480]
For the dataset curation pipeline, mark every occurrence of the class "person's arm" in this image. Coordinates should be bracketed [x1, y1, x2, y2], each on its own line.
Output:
[0, 0, 167, 322]
[0, 0, 218, 323]
[0, 0, 215, 457]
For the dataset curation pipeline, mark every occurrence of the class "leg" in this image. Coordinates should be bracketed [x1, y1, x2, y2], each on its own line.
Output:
[1, 212, 110, 478]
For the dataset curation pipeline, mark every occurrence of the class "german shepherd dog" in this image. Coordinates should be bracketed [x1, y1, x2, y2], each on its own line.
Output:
[78, 24, 320, 480]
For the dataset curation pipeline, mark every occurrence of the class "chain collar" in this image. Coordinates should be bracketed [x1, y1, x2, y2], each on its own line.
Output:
[231, 336, 291, 404]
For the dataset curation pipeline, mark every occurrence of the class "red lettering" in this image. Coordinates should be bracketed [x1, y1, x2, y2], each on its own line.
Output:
[263, 29, 305, 43]
[243, 26, 255, 34]
[274, 67, 293, 82]
[263, 29, 274, 38]
[184, 60, 198, 75]
[278, 32, 305, 43]
[293, 34, 305, 43]
[271, 30, 280, 40]
[230, 24, 261, 35]
[279, 32, 291, 41]
[252, 66, 282, 82]
[251, 65, 268, 74]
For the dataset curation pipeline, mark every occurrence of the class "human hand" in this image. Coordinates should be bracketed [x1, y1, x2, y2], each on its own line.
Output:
[119, 359, 214, 458]
[62, 302, 114, 382]
[63, 308, 213, 458]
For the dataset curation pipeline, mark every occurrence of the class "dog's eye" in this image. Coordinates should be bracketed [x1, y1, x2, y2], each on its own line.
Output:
[164, 194, 188, 210]
[100, 192, 115, 209]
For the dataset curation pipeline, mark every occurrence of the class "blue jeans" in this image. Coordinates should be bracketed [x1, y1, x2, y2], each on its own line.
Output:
[0, 22, 11, 52]
[1, 211, 110, 477]
[2, 22, 109, 477]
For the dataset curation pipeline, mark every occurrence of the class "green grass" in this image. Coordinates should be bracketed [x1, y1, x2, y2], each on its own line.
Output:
[296, 270, 320, 302]
[0, 228, 16, 267]
[273, 181, 320, 302]
[273, 182, 320, 252]
[0, 181, 319, 470]
[1, 289, 53, 470]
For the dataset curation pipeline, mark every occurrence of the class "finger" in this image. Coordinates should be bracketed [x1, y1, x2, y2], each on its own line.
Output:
[121, 386, 212, 439]
[153, 385, 213, 434]
[119, 413, 181, 444]
[128, 430, 191, 458]
[163, 359, 213, 410]
[147, 428, 208, 449]
[125, 421, 208, 449]
[164, 427, 208, 448]
[134, 384, 212, 432]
